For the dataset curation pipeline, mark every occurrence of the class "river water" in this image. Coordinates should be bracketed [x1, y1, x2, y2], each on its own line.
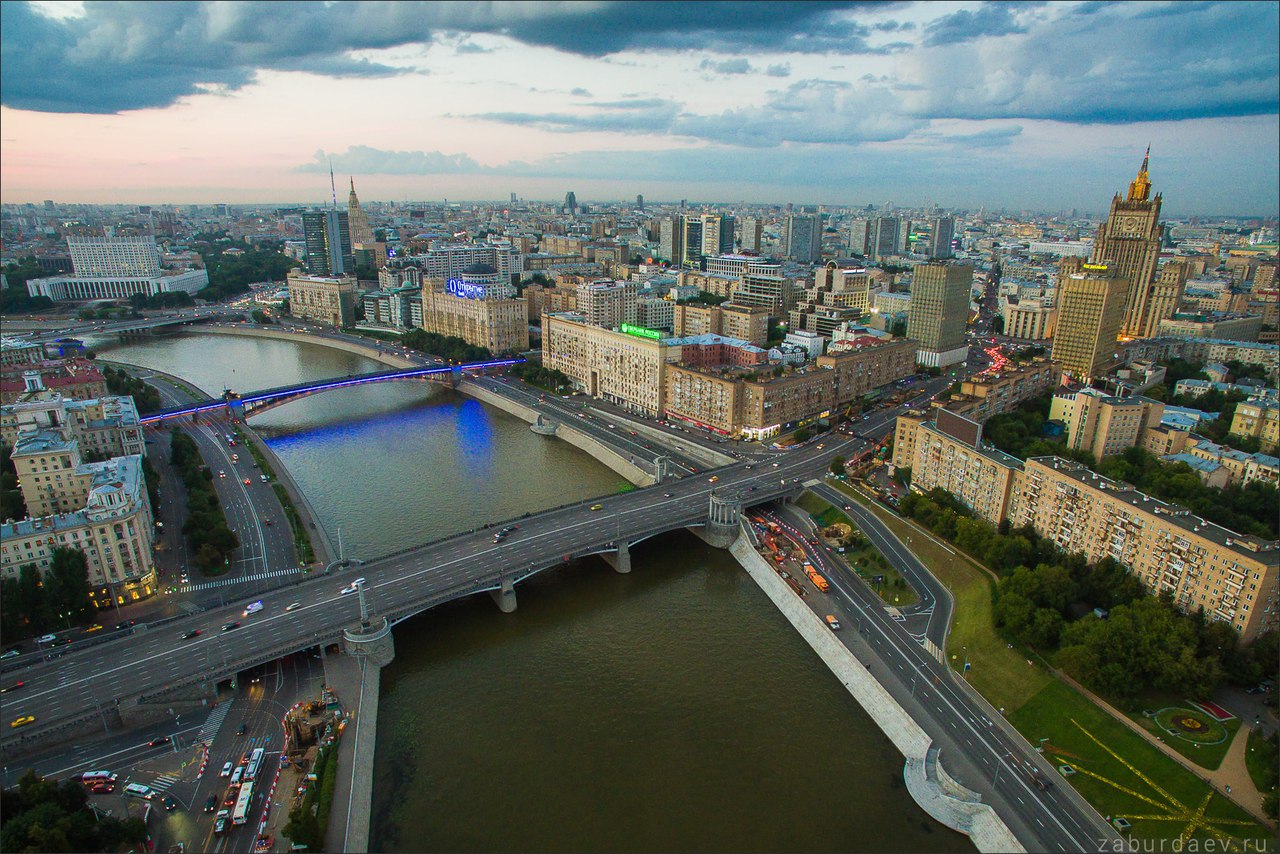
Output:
[98, 332, 968, 853]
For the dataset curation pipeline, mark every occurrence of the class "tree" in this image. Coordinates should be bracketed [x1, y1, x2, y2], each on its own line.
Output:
[829, 456, 846, 476]
[794, 428, 811, 443]
[889, 318, 908, 338]
[990, 315, 1005, 335]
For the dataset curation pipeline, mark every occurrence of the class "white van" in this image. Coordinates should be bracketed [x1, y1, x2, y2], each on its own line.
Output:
[124, 782, 154, 799]
[230, 766, 244, 786]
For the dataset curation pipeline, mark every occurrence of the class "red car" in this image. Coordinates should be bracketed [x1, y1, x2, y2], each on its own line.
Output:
[92, 783, 114, 794]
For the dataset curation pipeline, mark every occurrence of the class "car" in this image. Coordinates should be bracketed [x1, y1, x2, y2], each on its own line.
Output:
[50, 638, 72, 647]
[218, 470, 226, 478]
[243, 601, 264, 616]
[220, 762, 233, 777]
[180, 629, 201, 640]
[214, 811, 229, 834]
[37, 634, 56, 644]
[264, 518, 273, 526]
[816, 444, 825, 450]
[662, 492, 673, 498]
[237, 723, 247, 736]
[221, 621, 241, 632]
[92, 783, 115, 794]
[149, 736, 171, 746]
[0, 649, 20, 660]
[10, 715, 35, 728]
[708, 476, 719, 483]
[590, 504, 603, 511]
[340, 585, 359, 596]
[162, 795, 178, 811]
[179, 573, 189, 584]
[285, 602, 302, 612]
[260, 474, 269, 483]
[84, 624, 104, 633]
[231, 453, 239, 462]
[204, 795, 217, 813]
[771, 462, 779, 468]
[243, 478, 252, 485]
[1, 681, 24, 694]
[744, 464, 753, 470]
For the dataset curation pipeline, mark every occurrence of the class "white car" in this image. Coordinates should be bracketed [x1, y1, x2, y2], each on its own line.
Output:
[340, 585, 359, 596]
[243, 601, 264, 617]
[37, 634, 56, 644]
[220, 762, 232, 777]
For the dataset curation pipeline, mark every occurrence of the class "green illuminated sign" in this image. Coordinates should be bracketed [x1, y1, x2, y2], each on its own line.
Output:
[621, 323, 663, 340]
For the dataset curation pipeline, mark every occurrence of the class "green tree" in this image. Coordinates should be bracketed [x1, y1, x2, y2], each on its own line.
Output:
[829, 456, 846, 475]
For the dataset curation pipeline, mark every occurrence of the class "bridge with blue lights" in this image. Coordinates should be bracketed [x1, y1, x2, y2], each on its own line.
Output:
[137, 357, 526, 424]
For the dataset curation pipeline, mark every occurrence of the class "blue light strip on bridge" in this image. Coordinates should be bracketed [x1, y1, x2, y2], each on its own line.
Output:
[139, 358, 525, 424]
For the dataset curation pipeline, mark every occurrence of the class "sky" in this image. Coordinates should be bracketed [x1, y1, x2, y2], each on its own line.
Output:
[0, 0, 1277, 215]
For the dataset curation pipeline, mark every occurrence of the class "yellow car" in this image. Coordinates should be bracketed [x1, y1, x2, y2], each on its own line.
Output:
[590, 504, 604, 511]
[708, 476, 719, 483]
[84, 624, 104, 633]
[10, 715, 35, 729]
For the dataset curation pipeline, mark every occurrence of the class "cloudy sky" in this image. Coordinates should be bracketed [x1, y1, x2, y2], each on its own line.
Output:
[1, 0, 1276, 214]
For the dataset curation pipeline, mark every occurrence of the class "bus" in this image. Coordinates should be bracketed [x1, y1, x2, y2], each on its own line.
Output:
[245, 747, 265, 782]
[231, 781, 254, 826]
[79, 771, 117, 786]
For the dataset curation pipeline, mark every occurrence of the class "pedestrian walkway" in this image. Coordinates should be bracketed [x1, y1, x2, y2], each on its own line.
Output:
[184, 567, 304, 592]
[197, 702, 233, 744]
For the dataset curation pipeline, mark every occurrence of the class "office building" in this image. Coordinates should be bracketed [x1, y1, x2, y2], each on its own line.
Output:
[739, 217, 763, 253]
[1001, 297, 1056, 340]
[542, 313, 675, 416]
[659, 217, 683, 264]
[1089, 148, 1185, 338]
[564, 191, 577, 215]
[869, 217, 900, 261]
[286, 271, 356, 327]
[789, 263, 872, 338]
[302, 209, 355, 276]
[731, 271, 798, 317]
[785, 214, 822, 264]
[848, 219, 871, 256]
[0, 433, 157, 608]
[672, 303, 769, 348]
[926, 217, 955, 259]
[346, 178, 375, 247]
[414, 242, 522, 282]
[907, 261, 972, 367]
[635, 297, 675, 332]
[703, 255, 781, 280]
[680, 214, 734, 267]
[1051, 260, 1127, 379]
[1158, 313, 1264, 342]
[26, 235, 208, 301]
[422, 266, 528, 355]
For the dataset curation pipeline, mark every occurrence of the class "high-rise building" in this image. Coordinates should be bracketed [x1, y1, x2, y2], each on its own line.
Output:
[1051, 259, 1127, 379]
[1089, 148, 1183, 338]
[739, 217, 763, 253]
[564, 191, 578, 215]
[636, 194, 645, 210]
[26, 235, 207, 300]
[659, 217, 683, 264]
[575, 279, 639, 329]
[347, 178, 375, 246]
[907, 261, 972, 367]
[422, 265, 528, 354]
[869, 217, 900, 261]
[784, 213, 822, 264]
[302, 209, 354, 276]
[680, 214, 735, 268]
[848, 219, 871, 256]
[286, 271, 356, 327]
[67, 235, 161, 277]
[927, 217, 955, 259]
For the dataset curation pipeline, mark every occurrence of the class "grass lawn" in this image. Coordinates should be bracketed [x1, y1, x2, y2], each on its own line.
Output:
[1244, 727, 1278, 805]
[829, 479, 1050, 713]
[795, 491, 918, 607]
[1126, 692, 1241, 771]
[1012, 681, 1269, 845]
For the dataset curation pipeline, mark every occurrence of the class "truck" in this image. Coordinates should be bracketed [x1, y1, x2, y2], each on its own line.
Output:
[805, 567, 830, 593]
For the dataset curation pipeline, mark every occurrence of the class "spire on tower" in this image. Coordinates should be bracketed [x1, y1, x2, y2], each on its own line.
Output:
[1127, 146, 1152, 202]
[329, 159, 337, 208]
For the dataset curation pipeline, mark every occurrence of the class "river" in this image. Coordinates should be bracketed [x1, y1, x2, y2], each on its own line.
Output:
[97, 331, 968, 853]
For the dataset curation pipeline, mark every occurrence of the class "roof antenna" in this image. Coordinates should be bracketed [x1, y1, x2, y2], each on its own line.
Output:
[329, 158, 338, 209]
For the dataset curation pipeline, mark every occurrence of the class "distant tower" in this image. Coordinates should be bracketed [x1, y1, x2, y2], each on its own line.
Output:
[927, 217, 955, 259]
[510, 192, 518, 205]
[347, 178, 375, 246]
[564, 191, 577, 215]
[302, 209, 354, 276]
[784, 213, 822, 264]
[636, 194, 645, 210]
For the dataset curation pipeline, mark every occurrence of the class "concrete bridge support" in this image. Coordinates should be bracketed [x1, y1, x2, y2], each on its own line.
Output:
[600, 540, 632, 574]
[489, 577, 518, 613]
[703, 492, 743, 549]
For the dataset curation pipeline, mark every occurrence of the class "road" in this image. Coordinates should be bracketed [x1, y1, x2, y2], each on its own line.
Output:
[756, 508, 1117, 853]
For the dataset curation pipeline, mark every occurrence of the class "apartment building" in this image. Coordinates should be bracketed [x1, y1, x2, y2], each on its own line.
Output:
[1, 339, 44, 367]
[0, 359, 106, 405]
[1230, 400, 1280, 452]
[789, 263, 873, 337]
[286, 271, 357, 327]
[909, 415, 1023, 525]
[1180, 440, 1279, 487]
[672, 303, 769, 348]
[1007, 457, 1277, 642]
[421, 268, 529, 355]
[1, 433, 157, 607]
[575, 279, 638, 329]
[1050, 387, 1165, 462]
[1001, 297, 1056, 340]
[2, 393, 144, 462]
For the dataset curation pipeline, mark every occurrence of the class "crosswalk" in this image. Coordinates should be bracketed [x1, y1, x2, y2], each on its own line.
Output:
[149, 772, 180, 793]
[197, 701, 233, 744]
[184, 567, 305, 592]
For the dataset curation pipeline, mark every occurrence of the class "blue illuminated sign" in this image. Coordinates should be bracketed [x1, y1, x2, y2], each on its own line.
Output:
[447, 278, 486, 299]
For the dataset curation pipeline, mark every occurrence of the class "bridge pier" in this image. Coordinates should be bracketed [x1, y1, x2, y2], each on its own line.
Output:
[600, 540, 632, 574]
[489, 577, 518, 613]
[703, 492, 743, 549]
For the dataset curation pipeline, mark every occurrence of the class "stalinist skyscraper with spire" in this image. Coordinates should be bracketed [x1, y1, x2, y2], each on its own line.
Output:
[347, 178, 375, 246]
[1088, 148, 1187, 339]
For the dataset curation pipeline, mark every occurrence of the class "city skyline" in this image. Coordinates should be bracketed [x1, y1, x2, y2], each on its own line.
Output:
[1, 0, 1277, 214]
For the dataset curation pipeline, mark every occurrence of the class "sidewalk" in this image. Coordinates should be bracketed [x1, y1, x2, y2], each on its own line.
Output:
[320, 653, 377, 854]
